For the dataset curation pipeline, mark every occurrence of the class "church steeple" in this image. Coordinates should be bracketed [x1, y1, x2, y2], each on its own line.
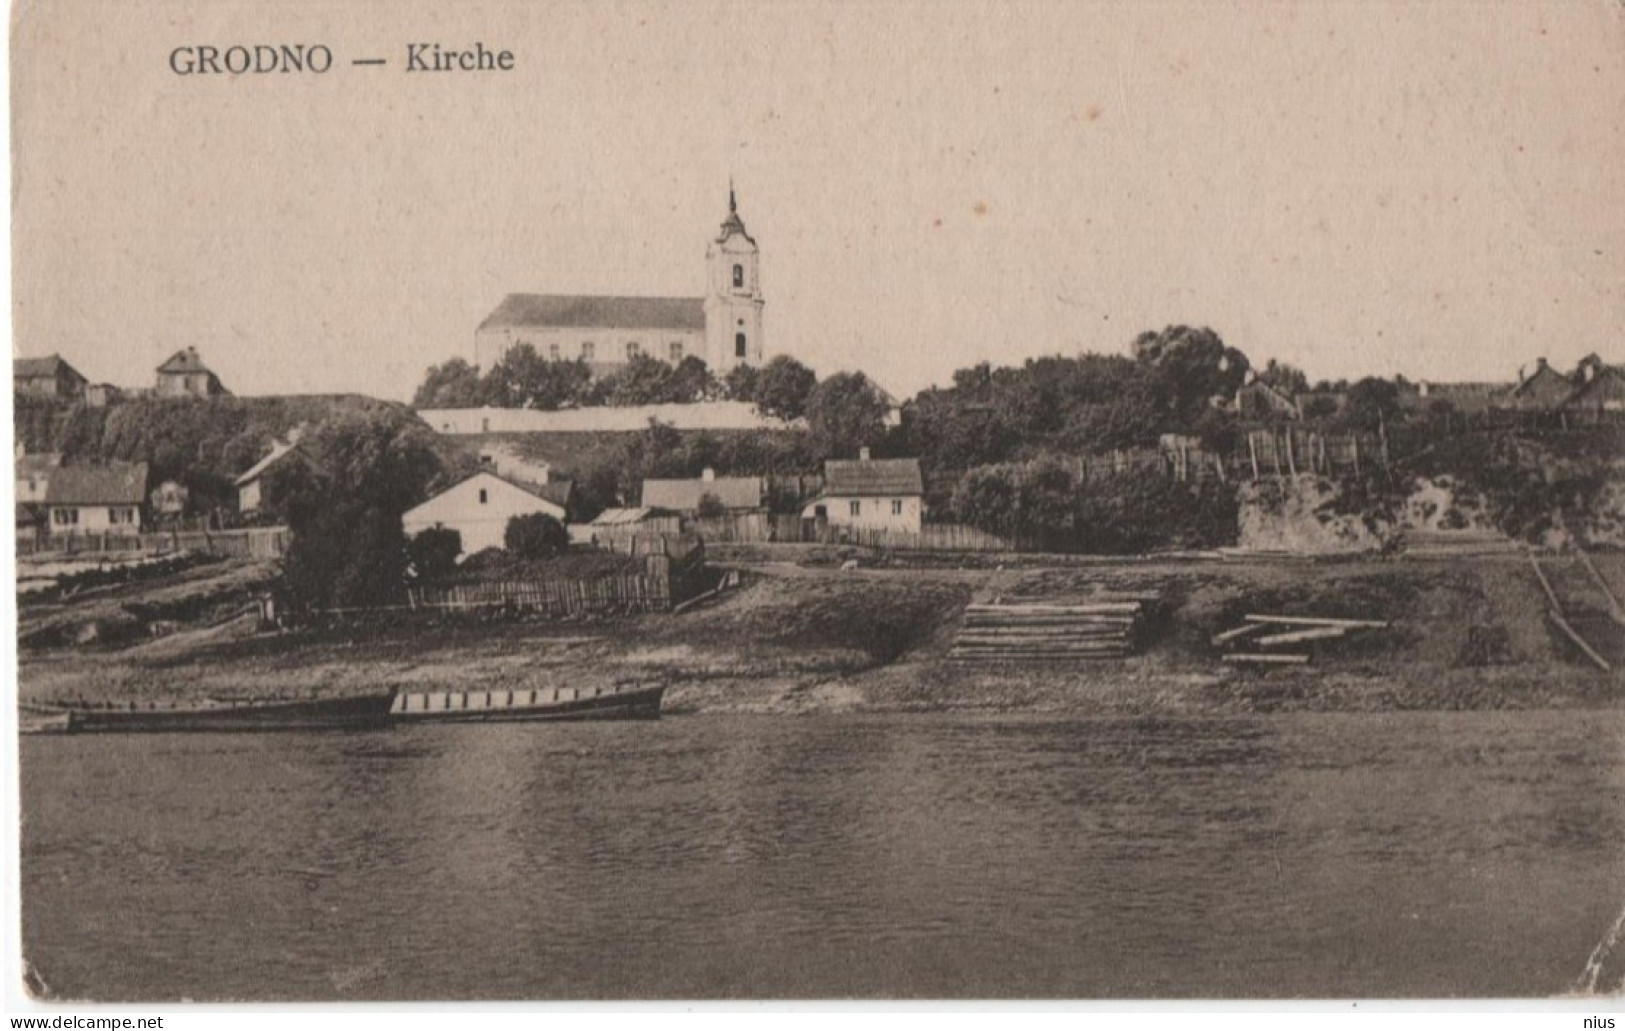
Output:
[705, 182, 764, 370]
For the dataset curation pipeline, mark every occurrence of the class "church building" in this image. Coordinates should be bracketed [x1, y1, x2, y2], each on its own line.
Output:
[475, 189, 766, 376]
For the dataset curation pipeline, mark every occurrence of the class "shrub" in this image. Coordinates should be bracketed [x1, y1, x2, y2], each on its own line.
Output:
[408, 527, 463, 581]
[504, 512, 568, 559]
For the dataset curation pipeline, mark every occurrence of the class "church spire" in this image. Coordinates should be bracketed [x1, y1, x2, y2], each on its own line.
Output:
[717, 180, 752, 243]
[729, 178, 737, 214]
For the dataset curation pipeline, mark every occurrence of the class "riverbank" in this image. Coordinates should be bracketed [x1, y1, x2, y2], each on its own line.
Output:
[16, 552, 1624, 717]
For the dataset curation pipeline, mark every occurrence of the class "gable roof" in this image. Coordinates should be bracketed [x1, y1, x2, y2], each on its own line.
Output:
[591, 507, 664, 526]
[234, 441, 304, 486]
[478, 294, 706, 334]
[1237, 379, 1300, 415]
[1564, 364, 1625, 407]
[1507, 361, 1572, 399]
[640, 475, 763, 511]
[533, 479, 573, 509]
[14, 354, 86, 382]
[822, 457, 924, 497]
[156, 348, 216, 375]
[45, 462, 149, 506]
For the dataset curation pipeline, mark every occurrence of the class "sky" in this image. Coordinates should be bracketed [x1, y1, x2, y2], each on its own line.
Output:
[10, 0, 1625, 402]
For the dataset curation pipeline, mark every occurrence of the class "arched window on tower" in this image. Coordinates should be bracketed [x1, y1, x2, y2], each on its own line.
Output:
[735, 333, 747, 358]
[732, 264, 744, 289]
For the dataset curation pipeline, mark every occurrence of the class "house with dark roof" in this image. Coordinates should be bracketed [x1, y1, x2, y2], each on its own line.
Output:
[1498, 358, 1572, 410]
[43, 461, 149, 535]
[1235, 377, 1301, 421]
[14, 354, 87, 400]
[401, 471, 573, 556]
[640, 469, 764, 514]
[155, 347, 228, 398]
[233, 439, 315, 515]
[1563, 360, 1625, 415]
[802, 449, 925, 533]
[474, 188, 768, 377]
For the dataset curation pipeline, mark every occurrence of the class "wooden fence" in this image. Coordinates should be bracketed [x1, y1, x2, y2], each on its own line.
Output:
[805, 522, 1016, 552]
[17, 527, 291, 560]
[406, 572, 672, 615]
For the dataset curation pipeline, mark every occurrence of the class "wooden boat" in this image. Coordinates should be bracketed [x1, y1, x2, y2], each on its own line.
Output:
[27, 692, 399, 734]
[391, 682, 665, 723]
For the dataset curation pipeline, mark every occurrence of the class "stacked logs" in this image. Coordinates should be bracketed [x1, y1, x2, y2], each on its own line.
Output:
[949, 600, 1147, 663]
[1213, 614, 1389, 666]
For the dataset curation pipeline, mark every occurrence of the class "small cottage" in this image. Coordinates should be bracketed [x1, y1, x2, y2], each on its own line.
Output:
[15, 449, 61, 505]
[1235, 378, 1301, 421]
[803, 449, 924, 533]
[1563, 362, 1625, 415]
[235, 439, 312, 515]
[402, 471, 571, 556]
[1500, 358, 1572, 410]
[155, 347, 229, 399]
[44, 462, 149, 535]
[14, 355, 87, 400]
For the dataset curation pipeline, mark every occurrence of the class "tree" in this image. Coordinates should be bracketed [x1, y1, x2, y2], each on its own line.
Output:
[271, 410, 447, 614]
[504, 512, 568, 559]
[806, 371, 890, 459]
[696, 492, 729, 519]
[754, 355, 818, 421]
[724, 364, 761, 403]
[482, 346, 591, 409]
[1258, 359, 1309, 396]
[412, 358, 485, 408]
[666, 356, 722, 403]
[591, 354, 675, 407]
[1342, 377, 1403, 432]
[407, 527, 462, 581]
[1132, 325, 1251, 427]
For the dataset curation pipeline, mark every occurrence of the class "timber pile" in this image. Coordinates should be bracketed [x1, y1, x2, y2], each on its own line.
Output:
[1212, 613, 1389, 666]
[949, 599, 1148, 663]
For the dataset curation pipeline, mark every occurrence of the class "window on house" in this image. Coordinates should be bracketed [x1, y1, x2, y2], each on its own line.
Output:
[669, 341, 683, 362]
[627, 341, 641, 360]
[549, 343, 560, 361]
[733, 264, 744, 288]
[736, 333, 747, 358]
[581, 341, 595, 360]
[849, 500, 861, 517]
[479, 489, 488, 505]
[891, 500, 903, 516]
[53, 508, 78, 526]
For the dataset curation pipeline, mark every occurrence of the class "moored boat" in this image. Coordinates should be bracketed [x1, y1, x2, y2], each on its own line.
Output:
[391, 681, 665, 723]
[28, 692, 399, 734]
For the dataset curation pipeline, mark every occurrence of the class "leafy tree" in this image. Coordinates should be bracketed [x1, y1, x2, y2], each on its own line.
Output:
[724, 364, 761, 403]
[1258, 359, 1310, 396]
[1341, 377, 1403, 432]
[270, 410, 447, 614]
[413, 358, 485, 408]
[504, 511, 568, 559]
[1133, 325, 1251, 425]
[483, 345, 592, 410]
[754, 355, 818, 421]
[806, 371, 890, 459]
[666, 356, 723, 403]
[407, 526, 463, 581]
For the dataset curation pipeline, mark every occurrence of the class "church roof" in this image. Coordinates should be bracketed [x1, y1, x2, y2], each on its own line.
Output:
[478, 294, 706, 334]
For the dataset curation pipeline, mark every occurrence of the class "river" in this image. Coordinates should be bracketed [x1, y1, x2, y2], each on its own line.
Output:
[19, 709, 1625, 1000]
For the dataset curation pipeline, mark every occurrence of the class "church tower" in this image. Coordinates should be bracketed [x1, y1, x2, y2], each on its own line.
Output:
[704, 185, 765, 372]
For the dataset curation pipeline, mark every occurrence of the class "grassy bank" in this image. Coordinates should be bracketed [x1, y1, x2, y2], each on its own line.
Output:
[16, 552, 1624, 716]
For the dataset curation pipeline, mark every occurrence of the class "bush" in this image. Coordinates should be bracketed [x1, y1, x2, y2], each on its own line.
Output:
[408, 527, 463, 581]
[504, 512, 568, 559]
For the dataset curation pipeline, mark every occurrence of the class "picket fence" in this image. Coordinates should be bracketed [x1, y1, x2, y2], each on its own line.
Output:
[406, 573, 672, 615]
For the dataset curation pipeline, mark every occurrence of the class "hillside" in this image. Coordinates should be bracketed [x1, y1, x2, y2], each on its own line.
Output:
[15, 394, 476, 507]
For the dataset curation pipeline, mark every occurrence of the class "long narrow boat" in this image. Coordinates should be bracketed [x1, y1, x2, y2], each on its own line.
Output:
[28, 692, 399, 734]
[391, 682, 665, 723]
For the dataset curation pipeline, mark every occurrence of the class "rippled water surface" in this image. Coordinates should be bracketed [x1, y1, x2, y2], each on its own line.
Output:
[20, 710, 1625, 1000]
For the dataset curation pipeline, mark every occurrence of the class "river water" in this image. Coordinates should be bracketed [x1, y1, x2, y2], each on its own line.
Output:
[19, 710, 1625, 1000]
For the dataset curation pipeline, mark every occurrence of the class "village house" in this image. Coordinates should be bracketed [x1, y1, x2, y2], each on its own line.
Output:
[640, 469, 764, 515]
[148, 480, 190, 527]
[154, 347, 229, 399]
[803, 449, 925, 534]
[1235, 376, 1300, 421]
[402, 471, 573, 556]
[578, 506, 684, 548]
[1563, 358, 1625, 415]
[476, 443, 553, 487]
[14, 354, 88, 400]
[85, 383, 122, 408]
[1498, 357, 1572, 410]
[15, 447, 61, 505]
[43, 461, 149, 536]
[234, 438, 313, 516]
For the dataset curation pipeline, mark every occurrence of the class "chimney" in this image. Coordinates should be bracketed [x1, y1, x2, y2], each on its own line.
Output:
[701, 467, 715, 482]
[858, 447, 871, 462]
[1536, 357, 1549, 370]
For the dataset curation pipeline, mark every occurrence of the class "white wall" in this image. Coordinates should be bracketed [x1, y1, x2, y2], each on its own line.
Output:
[802, 495, 923, 533]
[48, 504, 142, 535]
[402, 472, 567, 555]
[419, 401, 801, 435]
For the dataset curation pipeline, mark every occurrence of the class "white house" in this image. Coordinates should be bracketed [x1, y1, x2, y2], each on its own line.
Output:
[234, 439, 309, 514]
[802, 449, 924, 533]
[44, 461, 149, 535]
[402, 471, 571, 556]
